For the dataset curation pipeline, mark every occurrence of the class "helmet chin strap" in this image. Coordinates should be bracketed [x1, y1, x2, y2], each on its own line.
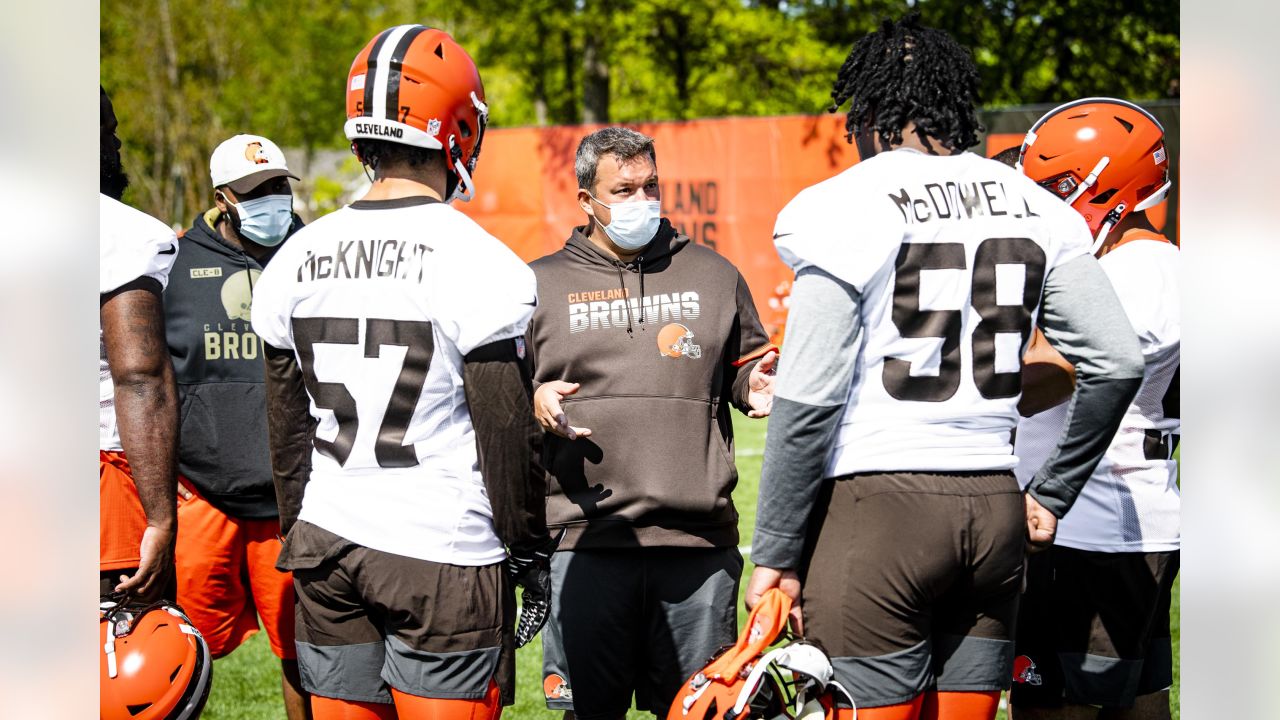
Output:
[448, 92, 489, 204]
[1065, 156, 1110, 204]
[1089, 202, 1127, 255]
[447, 135, 476, 203]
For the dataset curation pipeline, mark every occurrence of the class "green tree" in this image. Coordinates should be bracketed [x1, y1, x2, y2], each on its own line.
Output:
[102, 0, 1177, 224]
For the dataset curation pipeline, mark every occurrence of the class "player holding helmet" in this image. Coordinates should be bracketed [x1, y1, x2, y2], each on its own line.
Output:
[1011, 98, 1180, 720]
[251, 25, 553, 720]
[745, 15, 1145, 720]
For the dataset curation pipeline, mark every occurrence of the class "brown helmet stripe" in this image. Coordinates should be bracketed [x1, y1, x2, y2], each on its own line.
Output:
[362, 27, 395, 117]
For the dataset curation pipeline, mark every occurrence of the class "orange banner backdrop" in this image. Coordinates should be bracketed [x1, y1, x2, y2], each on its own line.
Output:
[457, 113, 1177, 338]
[457, 115, 862, 337]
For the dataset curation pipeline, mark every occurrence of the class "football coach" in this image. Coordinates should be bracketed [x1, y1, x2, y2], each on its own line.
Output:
[524, 126, 777, 720]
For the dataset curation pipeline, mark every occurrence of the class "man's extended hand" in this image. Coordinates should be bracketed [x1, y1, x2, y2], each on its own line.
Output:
[744, 564, 804, 635]
[506, 529, 565, 648]
[534, 381, 592, 440]
[747, 350, 778, 418]
[1025, 492, 1058, 552]
[115, 525, 174, 601]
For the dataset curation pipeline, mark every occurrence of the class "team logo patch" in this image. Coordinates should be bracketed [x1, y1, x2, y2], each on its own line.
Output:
[221, 269, 262, 322]
[1013, 655, 1043, 686]
[544, 673, 572, 700]
[244, 141, 269, 165]
[427, 118, 442, 136]
[658, 323, 702, 359]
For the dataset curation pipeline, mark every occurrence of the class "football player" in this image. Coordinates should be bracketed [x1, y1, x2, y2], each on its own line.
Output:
[164, 133, 307, 718]
[1010, 98, 1180, 720]
[251, 25, 553, 720]
[744, 15, 1145, 720]
[99, 86, 181, 603]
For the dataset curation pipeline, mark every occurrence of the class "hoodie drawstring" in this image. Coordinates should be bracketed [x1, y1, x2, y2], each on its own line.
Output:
[637, 256, 645, 324]
[616, 263, 634, 337]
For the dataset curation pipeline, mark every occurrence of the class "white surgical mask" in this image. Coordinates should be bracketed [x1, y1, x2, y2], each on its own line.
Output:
[229, 194, 293, 247]
[590, 194, 661, 251]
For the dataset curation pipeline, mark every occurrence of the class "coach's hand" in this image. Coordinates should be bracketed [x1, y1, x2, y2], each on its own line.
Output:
[747, 350, 778, 418]
[534, 381, 592, 440]
[744, 565, 804, 635]
[1025, 493, 1058, 552]
[115, 524, 174, 602]
[506, 529, 565, 648]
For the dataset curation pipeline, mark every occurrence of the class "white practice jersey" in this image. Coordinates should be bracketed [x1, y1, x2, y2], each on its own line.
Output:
[1015, 234, 1180, 552]
[774, 149, 1092, 475]
[251, 197, 536, 566]
[100, 194, 180, 451]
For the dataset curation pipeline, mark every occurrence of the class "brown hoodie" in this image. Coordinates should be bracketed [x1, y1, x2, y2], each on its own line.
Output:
[526, 220, 774, 550]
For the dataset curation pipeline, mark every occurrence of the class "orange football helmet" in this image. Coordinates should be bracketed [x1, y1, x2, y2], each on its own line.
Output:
[345, 24, 489, 202]
[100, 598, 212, 720]
[1018, 97, 1171, 251]
[668, 590, 856, 720]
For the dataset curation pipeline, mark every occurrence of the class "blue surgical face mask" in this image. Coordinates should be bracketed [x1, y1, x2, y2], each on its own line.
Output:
[589, 193, 661, 251]
[229, 194, 293, 247]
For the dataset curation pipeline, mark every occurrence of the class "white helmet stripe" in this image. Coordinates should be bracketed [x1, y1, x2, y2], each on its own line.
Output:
[370, 25, 416, 121]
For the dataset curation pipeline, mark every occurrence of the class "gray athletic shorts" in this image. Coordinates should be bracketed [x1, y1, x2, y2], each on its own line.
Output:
[279, 521, 515, 705]
[541, 547, 743, 719]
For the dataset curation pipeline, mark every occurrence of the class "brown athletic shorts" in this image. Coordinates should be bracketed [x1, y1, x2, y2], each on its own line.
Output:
[279, 520, 516, 705]
[799, 471, 1025, 708]
[1011, 546, 1179, 709]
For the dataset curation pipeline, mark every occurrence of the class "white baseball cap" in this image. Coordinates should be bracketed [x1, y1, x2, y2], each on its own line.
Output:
[209, 134, 299, 193]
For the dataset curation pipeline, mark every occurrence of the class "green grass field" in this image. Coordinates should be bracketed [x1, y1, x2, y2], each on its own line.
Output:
[204, 416, 1179, 719]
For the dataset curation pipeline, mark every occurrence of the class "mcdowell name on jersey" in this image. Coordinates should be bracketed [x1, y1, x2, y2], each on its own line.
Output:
[889, 178, 1041, 225]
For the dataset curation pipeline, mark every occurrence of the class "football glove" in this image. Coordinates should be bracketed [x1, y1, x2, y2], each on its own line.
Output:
[506, 528, 565, 648]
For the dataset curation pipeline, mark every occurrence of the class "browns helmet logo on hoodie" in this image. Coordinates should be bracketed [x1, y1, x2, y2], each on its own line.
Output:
[658, 323, 701, 359]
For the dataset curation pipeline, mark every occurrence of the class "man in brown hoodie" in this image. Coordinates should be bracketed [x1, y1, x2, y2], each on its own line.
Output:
[526, 127, 777, 720]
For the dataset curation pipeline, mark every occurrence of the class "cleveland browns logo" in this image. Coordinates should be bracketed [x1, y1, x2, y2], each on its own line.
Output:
[1013, 655, 1043, 686]
[658, 323, 701, 359]
[543, 673, 573, 700]
[243, 141, 270, 165]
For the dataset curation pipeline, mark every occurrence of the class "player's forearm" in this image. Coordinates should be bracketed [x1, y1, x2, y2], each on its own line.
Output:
[753, 398, 844, 569]
[751, 267, 862, 569]
[1031, 255, 1145, 516]
[463, 339, 549, 549]
[103, 287, 179, 532]
[263, 343, 315, 535]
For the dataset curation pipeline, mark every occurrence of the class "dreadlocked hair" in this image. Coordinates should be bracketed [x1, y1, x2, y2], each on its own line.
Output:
[830, 12, 983, 154]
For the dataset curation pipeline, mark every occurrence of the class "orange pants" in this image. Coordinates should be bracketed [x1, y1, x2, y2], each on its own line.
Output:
[100, 451, 148, 573]
[175, 482, 296, 659]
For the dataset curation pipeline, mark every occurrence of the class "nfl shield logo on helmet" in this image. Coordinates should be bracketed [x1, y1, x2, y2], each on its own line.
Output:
[427, 118, 442, 136]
